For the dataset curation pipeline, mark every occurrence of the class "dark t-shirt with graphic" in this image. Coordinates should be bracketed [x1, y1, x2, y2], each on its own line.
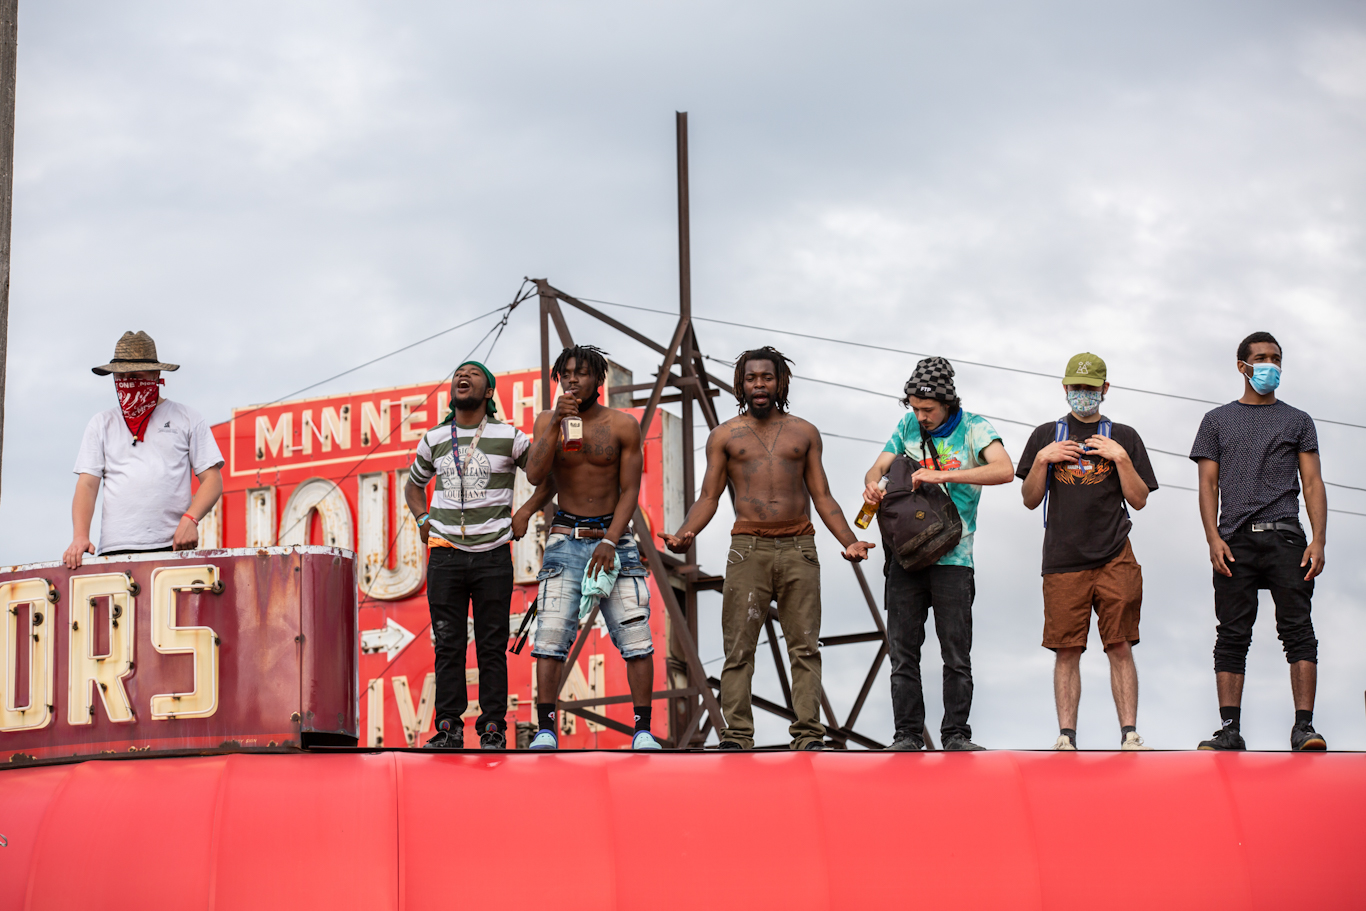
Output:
[1188, 400, 1318, 540]
[1017, 415, 1159, 575]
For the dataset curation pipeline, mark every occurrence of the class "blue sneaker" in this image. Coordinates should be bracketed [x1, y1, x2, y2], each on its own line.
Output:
[528, 729, 558, 750]
[632, 731, 663, 750]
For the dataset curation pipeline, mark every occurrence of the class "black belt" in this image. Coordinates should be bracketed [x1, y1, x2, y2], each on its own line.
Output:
[1247, 521, 1301, 533]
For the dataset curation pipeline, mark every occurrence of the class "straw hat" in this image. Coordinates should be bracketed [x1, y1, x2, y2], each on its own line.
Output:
[91, 331, 180, 375]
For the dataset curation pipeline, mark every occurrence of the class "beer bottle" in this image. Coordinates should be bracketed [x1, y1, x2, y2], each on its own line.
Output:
[562, 416, 584, 452]
[854, 476, 889, 529]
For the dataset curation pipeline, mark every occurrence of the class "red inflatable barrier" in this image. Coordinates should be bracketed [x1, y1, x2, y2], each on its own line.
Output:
[1, 750, 1363, 909]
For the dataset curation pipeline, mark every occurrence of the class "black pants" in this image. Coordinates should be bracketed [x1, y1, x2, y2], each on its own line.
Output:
[885, 560, 975, 742]
[427, 544, 514, 732]
[1213, 521, 1316, 675]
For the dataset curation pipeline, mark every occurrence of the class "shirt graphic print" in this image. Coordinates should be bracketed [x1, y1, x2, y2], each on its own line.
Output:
[409, 416, 531, 552]
[1017, 415, 1158, 575]
[882, 410, 1002, 568]
[435, 445, 493, 504]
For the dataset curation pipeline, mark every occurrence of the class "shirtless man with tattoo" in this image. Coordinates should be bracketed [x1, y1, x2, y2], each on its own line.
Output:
[661, 346, 874, 750]
[523, 345, 661, 750]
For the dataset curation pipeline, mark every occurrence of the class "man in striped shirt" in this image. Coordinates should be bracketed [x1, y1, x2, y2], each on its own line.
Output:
[405, 361, 547, 750]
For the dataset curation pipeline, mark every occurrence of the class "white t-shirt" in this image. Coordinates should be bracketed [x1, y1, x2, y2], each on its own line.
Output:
[73, 399, 225, 553]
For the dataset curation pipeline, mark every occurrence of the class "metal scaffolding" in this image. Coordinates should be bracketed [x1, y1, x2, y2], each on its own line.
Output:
[539, 113, 923, 750]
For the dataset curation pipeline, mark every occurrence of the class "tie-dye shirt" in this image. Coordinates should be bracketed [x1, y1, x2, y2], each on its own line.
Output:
[881, 411, 1002, 567]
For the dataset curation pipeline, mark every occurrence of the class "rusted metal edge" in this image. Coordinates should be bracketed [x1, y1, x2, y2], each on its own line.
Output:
[0, 744, 303, 771]
[0, 545, 351, 575]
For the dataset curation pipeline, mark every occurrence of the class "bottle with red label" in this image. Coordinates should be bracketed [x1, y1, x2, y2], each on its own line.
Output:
[562, 416, 584, 452]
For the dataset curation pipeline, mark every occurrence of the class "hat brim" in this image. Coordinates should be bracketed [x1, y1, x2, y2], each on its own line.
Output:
[1062, 375, 1105, 387]
[92, 361, 180, 376]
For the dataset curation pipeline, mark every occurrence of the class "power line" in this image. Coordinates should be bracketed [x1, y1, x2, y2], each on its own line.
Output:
[232, 281, 536, 424]
[582, 297, 1365, 430]
[276, 307, 517, 548]
[708, 353, 1361, 499]
[1143, 446, 1365, 492]
[819, 435, 1366, 516]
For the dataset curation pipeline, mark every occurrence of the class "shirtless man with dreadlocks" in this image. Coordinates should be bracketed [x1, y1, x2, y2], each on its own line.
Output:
[661, 346, 874, 750]
[523, 345, 661, 750]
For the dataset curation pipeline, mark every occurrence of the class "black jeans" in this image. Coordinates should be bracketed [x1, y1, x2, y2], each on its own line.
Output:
[885, 560, 975, 742]
[427, 544, 514, 733]
[1213, 521, 1316, 675]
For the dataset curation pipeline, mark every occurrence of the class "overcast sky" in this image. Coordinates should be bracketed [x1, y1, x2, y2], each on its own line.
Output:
[2, 0, 1363, 750]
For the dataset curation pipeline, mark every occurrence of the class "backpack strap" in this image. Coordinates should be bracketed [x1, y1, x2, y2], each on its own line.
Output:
[1043, 417, 1129, 526]
[917, 420, 946, 472]
[1097, 419, 1130, 517]
[1042, 418, 1068, 528]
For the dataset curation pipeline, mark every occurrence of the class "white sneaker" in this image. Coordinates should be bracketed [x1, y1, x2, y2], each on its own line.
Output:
[632, 731, 663, 750]
[1053, 734, 1077, 751]
[528, 730, 558, 750]
[1121, 731, 1153, 751]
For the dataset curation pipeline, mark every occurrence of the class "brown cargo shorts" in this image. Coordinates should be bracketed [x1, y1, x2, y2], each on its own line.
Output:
[1042, 539, 1142, 651]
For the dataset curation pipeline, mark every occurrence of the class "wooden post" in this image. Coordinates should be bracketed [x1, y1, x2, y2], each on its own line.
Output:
[0, 0, 17, 507]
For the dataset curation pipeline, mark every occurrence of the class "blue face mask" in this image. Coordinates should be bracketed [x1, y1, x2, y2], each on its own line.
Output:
[1242, 362, 1280, 395]
[1066, 389, 1103, 417]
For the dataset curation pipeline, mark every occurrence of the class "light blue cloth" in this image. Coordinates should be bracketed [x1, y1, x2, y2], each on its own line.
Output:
[578, 551, 620, 620]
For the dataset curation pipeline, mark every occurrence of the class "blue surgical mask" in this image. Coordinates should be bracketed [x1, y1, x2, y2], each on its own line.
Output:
[1242, 361, 1280, 395]
[1066, 389, 1103, 417]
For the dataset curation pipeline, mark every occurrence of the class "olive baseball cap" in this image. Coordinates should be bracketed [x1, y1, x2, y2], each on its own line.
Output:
[1063, 352, 1107, 387]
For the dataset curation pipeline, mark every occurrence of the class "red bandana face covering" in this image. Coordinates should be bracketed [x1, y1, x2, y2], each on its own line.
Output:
[114, 376, 164, 443]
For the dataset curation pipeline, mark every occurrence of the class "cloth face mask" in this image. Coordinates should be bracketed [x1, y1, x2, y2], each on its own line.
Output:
[114, 375, 164, 442]
[1066, 389, 1103, 418]
[1242, 361, 1281, 395]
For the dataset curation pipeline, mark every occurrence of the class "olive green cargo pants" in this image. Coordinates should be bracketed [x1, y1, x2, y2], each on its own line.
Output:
[719, 534, 825, 749]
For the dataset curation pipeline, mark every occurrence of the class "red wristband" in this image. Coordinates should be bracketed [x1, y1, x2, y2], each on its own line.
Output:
[182, 513, 199, 526]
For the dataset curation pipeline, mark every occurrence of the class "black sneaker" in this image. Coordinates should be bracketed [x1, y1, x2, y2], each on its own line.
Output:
[887, 732, 926, 751]
[479, 723, 506, 750]
[423, 720, 463, 750]
[1290, 722, 1327, 751]
[717, 740, 743, 751]
[1197, 726, 1246, 751]
[801, 740, 825, 751]
[942, 734, 985, 751]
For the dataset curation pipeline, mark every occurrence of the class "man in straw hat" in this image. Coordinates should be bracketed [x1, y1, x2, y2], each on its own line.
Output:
[62, 331, 224, 568]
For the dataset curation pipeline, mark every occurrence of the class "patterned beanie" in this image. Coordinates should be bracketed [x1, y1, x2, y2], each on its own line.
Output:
[906, 356, 957, 403]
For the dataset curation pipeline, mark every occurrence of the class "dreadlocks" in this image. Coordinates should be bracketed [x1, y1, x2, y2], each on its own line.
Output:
[733, 346, 794, 415]
[551, 345, 610, 386]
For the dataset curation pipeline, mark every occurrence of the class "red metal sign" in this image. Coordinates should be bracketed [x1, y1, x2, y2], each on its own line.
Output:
[209, 369, 682, 749]
[0, 547, 357, 763]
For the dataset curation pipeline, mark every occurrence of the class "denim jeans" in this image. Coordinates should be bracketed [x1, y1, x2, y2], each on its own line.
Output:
[885, 560, 975, 742]
[427, 544, 514, 733]
[531, 533, 653, 661]
[1213, 521, 1317, 674]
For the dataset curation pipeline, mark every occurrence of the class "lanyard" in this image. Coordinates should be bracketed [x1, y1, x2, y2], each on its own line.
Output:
[454, 416, 488, 537]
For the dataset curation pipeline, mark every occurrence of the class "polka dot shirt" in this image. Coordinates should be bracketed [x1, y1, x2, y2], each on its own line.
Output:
[1189, 400, 1318, 540]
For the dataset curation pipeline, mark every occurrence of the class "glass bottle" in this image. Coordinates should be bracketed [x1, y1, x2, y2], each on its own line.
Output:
[562, 416, 584, 452]
[854, 476, 889, 529]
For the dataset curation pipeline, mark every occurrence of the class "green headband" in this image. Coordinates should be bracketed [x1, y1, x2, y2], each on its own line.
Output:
[453, 360, 498, 418]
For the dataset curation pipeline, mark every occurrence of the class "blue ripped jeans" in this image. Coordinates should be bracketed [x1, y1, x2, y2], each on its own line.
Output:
[531, 533, 654, 661]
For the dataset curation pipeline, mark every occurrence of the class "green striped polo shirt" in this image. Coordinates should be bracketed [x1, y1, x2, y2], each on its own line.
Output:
[408, 417, 531, 551]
